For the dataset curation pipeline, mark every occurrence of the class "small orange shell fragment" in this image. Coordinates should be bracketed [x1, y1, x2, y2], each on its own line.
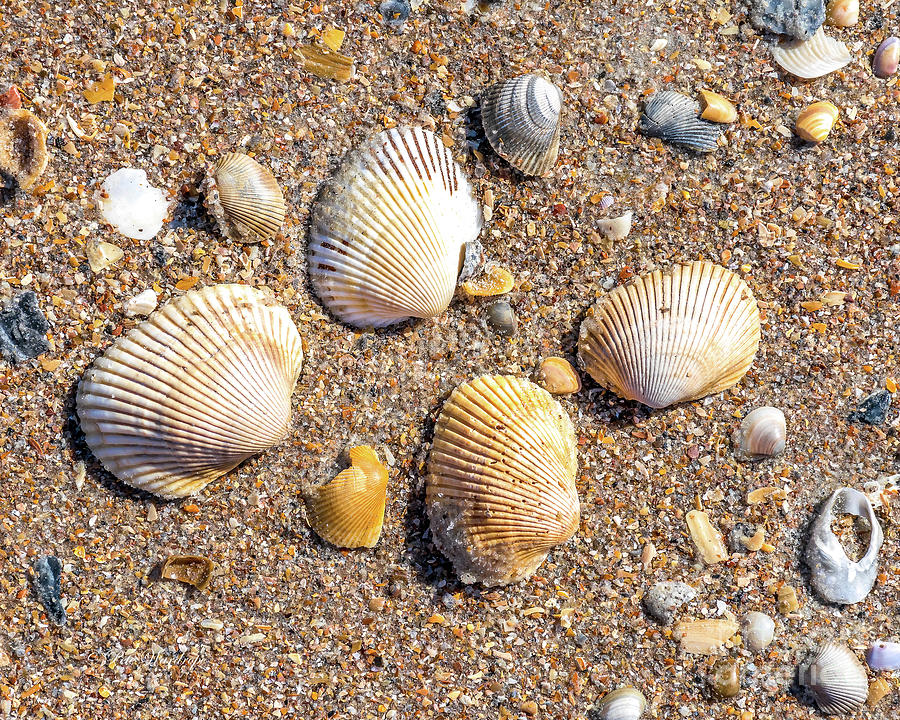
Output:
[698, 90, 737, 124]
[160, 555, 216, 591]
[462, 265, 514, 297]
[84, 74, 116, 104]
[835, 258, 860, 270]
[801, 301, 824, 311]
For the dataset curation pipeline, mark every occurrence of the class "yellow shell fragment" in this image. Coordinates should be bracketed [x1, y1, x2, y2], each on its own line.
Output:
[686, 510, 729, 564]
[305, 446, 389, 549]
[675, 619, 739, 654]
[160, 555, 216, 591]
[462, 265, 514, 297]
[83, 74, 116, 104]
[867, 678, 893, 708]
[795, 101, 839, 143]
[298, 44, 354, 82]
[537, 357, 582, 395]
[0, 108, 48, 190]
[698, 90, 737, 124]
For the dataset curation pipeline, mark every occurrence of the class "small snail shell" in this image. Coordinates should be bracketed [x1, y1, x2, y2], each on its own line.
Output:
[734, 406, 786, 460]
[795, 101, 839, 143]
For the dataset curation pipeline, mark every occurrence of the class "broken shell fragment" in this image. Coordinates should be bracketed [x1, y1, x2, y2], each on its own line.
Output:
[426, 375, 580, 585]
[596, 686, 647, 720]
[771, 28, 851, 79]
[578, 261, 760, 409]
[798, 643, 868, 715]
[825, 0, 858, 27]
[308, 126, 482, 327]
[160, 555, 216, 591]
[304, 446, 389, 549]
[76, 285, 304, 499]
[795, 101, 839, 143]
[742, 611, 776, 653]
[638, 91, 723, 152]
[461, 264, 514, 297]
[96, 168, 169, 240]
[597, 211, 633, 242]
[480, 73, 562, 177]
[866, 642, 900, 672]
[873, 37, 900, 79]
[537, 357, 581, 395]
[805, 487, 883, 604]
[867, 678, 893, 707]
[203, 153, 286, 242]
[675, 619, 739, 654]
[0, 107, 48, 190]
[686, 510, 729, 564]
[734, 406, 787, 460]
[708, 659, 741, 699]
[698, 90, 737, 124]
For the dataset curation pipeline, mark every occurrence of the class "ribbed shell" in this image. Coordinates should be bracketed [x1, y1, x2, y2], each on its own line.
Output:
[76, 285, 303, 499]
[771, 28, 852, 79]
[795, 101, 839, 143]
[205, 153, 286, 242]
[578, 261, 760, 409]
[481, 74, 562, 176]
[308, 126, 482, 328]
[596, 687, 647, 720]
[305, 446, 389, 549]
[638, 91, 723, 152]
[735, 406, 786, 459]
[426, 375, 580, 585]
[0, 108, 48, 189]
[799, 643, 868, 715]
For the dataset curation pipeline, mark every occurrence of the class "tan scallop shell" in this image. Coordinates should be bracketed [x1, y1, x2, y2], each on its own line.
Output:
[0, 108, 48, 189]
[76, 285, 303, 499]
[771, 28, 852, 79]
[308, 126, 482, 327]
[481, 73, 562, 177]
[204, 153, 286, 242]
[304, 446, 389, 549]
[698, 90, 737, 124]
[426, 375, 580, 586]
[796, 102, 839, 143]
[578, 261, 760, 409]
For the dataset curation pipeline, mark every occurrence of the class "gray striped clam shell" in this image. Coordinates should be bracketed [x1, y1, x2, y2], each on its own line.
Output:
[798, 643, 868, 715]
[638, 91, 723, 152]
[481, 73, 561, 176]
[204, 153, 286, 242]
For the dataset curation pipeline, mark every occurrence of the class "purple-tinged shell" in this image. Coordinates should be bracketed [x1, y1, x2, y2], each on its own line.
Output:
[866, 641, 900, 671]
[873, 37, 899, 79]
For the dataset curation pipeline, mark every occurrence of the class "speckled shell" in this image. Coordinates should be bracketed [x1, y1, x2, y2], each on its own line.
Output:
[0, 108, 48, 189]
[204, 153, 286, 242]
[825, 0, 858, 27]
[578, 261, 760, 409]
[426, 375, 580, 586]
[735, 406, 787, 459]
[638, 91, 723, 152]
[481, 73, 562, 176]
[873, 37, 900, 79]
[698, 90, 737, 124]
[308, 126, 482, 328]
[76, 285, 303, 499]
[596, 687, 647, 720]
[799, 643, 868, 715]
[771, 28, 852, 79]
[795, 102, 839, 143]
[304, 446, 389, 549]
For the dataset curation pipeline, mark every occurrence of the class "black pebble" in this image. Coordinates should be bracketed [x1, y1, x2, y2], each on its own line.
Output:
[0, 290, 51, 364]
[848, 389, 891, 426]
[379, 0, 410, 27]
[33, 556, 67, 626]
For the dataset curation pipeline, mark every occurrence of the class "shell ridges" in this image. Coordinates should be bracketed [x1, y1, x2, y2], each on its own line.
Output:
[205, 153, 286, 242]
[639, 91, 723, 152]
[771, 27, 852, 79]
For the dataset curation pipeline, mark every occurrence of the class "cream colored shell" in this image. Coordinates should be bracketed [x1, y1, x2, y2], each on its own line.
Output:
[204, 152, 286, 242]
[734, 406, 786, 459]
[795, 101, 839, 143]
[76, 285, 303, 499]
[771, 28, 852, 79]
[578, 261, 760, 409]
[698, 90, 737, 124]
[825, 0, 858, 27]
[308, 126, 482, 328]
[426, 375, 580, 585]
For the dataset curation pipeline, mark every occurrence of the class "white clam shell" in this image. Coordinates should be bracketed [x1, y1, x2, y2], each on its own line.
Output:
[742, 611, 775, 653]
[805, 487, 883, 604]
[481, 73, 562, 176]
[798, 643, 868, 715]
[578, 261, 760, 409]
[76, 285, 303, 499]
[771, 27, 851, 79]
[308, 126, 482, 328]
[596, 686, 647, 720]
[734, 406, 786, 460]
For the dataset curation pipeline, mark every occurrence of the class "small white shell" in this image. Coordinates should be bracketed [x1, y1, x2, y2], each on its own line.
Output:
[597, 211, 633, 242]
[596, 687, 647, 720]
[734, 406, 786, 460]
[798, 643, 868, 715]
[308, 126, 482, 327]
[771, 27, 852, 79]
[742, 611, 775, 653]
[481, 73, 561, 176]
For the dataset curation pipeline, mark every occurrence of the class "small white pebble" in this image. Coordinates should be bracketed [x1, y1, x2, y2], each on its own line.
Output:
[123, 288, 158, 317]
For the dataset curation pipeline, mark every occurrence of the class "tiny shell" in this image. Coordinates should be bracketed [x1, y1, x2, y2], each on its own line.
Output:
[698, 90, 737, 124]
[204, 153, 286, 242]
[481, 73, 562, 177]
[596, 687, 647, 720]
[537, 357, 581, 395]
[597, 211, 633, 242]
[160, 555, 216, 591]
[866, 641, 900, 672]
[675, 619, 739, 654]
[771, 28, 851, 79]
[867, 678, 893, 707]
[825, 0, 858, 27]
[461, 265, 514, 296]
[304, 446, 389, 549]
[0, 107, 48, 190]
[805, 487, 883, 604]
[795, 101, 839, 143]
[734, 406, 787, 460]
[708, 659, 741, 699]
[873, 37, 900, 79]
[686, 510, 728, 564]
[638, 91, 723, 152]
[777, 584, 800, 614]
[799, 643, 868, 715]
[742, 611, 775, 653]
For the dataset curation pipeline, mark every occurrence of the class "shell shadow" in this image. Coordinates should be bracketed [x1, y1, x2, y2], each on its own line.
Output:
[0, 170, 17, 206]
[168, 172, 217, 233]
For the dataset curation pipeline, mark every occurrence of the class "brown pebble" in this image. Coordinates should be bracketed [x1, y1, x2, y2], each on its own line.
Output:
[709, 658, 741, 698]
[537, 357, 581, 395]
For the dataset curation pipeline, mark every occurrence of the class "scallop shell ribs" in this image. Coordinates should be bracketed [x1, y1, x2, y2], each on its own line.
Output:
[426, 375, 580, 585]
[76, 285, 303, 498]
[578, 261, 760, 409]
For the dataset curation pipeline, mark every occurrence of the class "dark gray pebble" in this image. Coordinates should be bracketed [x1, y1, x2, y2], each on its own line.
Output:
[379, 0, 410, 27]
[0, 291, 50, 364]
[848, 389, 891, 426]
[33, 556, 66, 626]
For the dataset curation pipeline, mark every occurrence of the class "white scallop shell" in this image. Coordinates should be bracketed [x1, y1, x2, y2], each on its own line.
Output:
[578, 261, 760, 409]
[308, 126, 482, 328]
[771, 27, 852, 79]
[596, 686, 647, 720]
[734, 406, 786, 460]
[76, 285, 303, 499]
[798, 643, 868, 715]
